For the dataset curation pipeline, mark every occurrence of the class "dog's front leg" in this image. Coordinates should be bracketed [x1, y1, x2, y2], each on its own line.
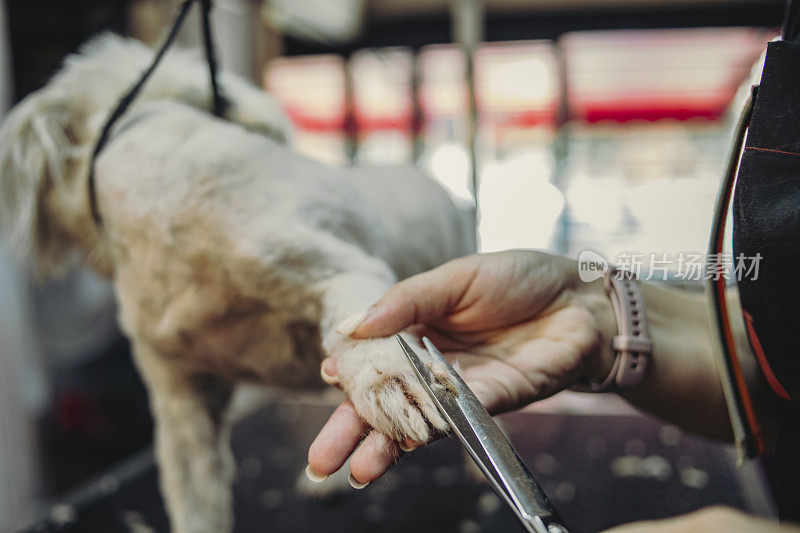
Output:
[317, 267, 450, 445]
[132, 342, 235, 533]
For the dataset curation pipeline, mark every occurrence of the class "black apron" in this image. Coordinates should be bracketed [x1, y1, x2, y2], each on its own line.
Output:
[733, 1, 800, 520]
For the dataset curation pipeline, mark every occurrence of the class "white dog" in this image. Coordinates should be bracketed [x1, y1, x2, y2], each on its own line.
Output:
[0, 35, 474, 532]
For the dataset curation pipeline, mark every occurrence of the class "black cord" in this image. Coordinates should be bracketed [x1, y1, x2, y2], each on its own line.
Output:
[200, 0, 228, 118]
[87, 0, 227, 225]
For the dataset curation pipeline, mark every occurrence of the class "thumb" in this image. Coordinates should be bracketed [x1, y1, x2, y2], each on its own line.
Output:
[351, 256, 481, 338]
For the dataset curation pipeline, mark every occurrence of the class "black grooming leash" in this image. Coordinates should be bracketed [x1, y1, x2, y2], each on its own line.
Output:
[87, 0, 229, 226]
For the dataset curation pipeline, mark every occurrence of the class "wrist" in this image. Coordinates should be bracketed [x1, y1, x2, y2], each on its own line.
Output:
[619, 283, 734, 440]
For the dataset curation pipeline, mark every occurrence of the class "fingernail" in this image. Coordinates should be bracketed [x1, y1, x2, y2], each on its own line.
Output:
[305, 464, 328, 483]
[320, 360, 338, 384]
[335, 311, 367, 336]
[399, 440, 418, 452]
[348, 473, 370, 489]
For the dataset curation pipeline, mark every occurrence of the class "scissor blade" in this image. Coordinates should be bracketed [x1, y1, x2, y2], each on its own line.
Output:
[394, 335, 568, 533]
[421, 336, 471, 389]
[396, 334, 440, 391]
[395, 336, 512, 502]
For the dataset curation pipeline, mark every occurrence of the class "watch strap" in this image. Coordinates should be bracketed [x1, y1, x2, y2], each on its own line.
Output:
[604, 268, 651, 389]
[573, 268, 652, 393]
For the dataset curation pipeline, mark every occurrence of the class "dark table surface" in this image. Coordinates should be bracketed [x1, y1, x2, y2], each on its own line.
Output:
[21, 398, 775, 533]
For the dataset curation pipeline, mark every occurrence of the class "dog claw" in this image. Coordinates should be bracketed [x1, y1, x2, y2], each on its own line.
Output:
[399, 440, 419, 452]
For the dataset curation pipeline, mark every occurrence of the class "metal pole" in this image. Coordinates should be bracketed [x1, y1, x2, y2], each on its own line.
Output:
[552, 38, 571, 255]
[451, 0, 483, 213]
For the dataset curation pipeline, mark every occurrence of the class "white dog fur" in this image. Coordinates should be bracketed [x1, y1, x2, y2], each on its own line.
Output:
[0, 35, 474, 532]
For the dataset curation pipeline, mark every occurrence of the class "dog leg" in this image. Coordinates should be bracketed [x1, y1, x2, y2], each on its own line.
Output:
[318, 269, 450, 444]
[132, 343, 235, 533]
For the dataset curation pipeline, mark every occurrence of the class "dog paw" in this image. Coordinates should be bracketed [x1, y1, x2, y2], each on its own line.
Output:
[332, 334, 451, 443]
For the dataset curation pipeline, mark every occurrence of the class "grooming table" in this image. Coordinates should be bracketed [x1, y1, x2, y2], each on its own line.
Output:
[21, 400, 774, 533]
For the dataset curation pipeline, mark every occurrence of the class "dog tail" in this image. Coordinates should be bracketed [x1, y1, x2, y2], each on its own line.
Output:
[0, 87, 79, 277]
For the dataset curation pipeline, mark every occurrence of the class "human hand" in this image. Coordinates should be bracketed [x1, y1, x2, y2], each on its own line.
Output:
[307, 250, 617, 486]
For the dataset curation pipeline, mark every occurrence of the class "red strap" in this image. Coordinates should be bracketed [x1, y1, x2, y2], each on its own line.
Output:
[743, 310, 792, 401]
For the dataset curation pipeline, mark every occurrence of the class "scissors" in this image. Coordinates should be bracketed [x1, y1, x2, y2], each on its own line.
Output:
[395, 335, 570, 533]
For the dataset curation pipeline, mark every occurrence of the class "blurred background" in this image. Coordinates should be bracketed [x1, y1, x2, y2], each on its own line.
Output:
[0, 0, 786, 531]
